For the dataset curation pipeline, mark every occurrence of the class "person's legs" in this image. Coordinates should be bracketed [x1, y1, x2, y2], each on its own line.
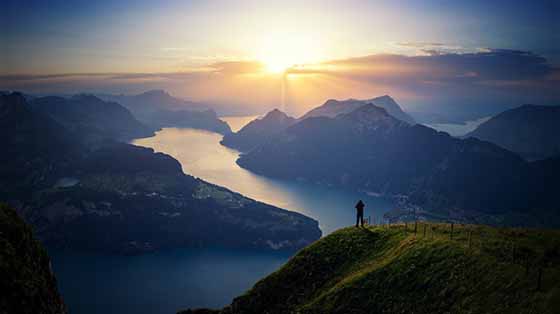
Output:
[357, 211, 363, 227]
[359, 213, 364, 227]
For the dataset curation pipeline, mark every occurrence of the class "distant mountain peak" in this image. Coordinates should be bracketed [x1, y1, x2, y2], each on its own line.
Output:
[339, 104, 405, 132]
[263, 108, 291, 120]
[372, 94, 393, 101]
[300, 95, 415, 124]
[343, 103, 390, 118]
[365, 95, 415, 124]
[220, 109, 296, 152]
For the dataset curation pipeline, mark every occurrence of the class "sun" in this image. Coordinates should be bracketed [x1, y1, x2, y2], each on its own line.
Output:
[256, 31, 323, 74]
[263, 58, 293, 74]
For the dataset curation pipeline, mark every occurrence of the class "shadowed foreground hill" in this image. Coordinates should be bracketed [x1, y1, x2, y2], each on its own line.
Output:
[0, 204, 66, 314]
[182, 224, 560, 314]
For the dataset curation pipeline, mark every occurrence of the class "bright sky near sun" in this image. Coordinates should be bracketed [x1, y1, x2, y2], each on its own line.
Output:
[3, 0, 558, 74]
[2, 0, 558, 116]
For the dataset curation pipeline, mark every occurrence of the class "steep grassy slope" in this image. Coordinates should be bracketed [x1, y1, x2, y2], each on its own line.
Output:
[0, 204, 66, 314]
[182, 224, 560, 314]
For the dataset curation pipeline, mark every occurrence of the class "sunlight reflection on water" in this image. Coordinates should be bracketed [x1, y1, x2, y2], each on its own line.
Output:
[133, 123, 394, 234]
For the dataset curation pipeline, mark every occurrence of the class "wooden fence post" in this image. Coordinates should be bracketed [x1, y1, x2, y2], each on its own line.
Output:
[423, 224, 427, 237]
[405, 222, 408, 232]
[450, 223, 454, 240]
[537, 267, 543, 291]
[525, 254, 529, 275]
[414, 221, 418, 236]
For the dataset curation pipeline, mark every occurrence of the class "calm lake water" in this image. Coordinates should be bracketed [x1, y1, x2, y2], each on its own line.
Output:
[52, 116, 394, 314]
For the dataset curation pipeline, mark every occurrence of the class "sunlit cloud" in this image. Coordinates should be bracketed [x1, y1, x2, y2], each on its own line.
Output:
[2, 49, 558, 117]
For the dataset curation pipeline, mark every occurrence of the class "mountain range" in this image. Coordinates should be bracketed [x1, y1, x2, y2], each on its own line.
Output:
[300, 95, 415, 124]
[221, 95, 414, 152]
[236, 102, 559, 227]
[466, 104, 560, 160]
[1, 92, 320, 254]
[100, 90, 231, 134]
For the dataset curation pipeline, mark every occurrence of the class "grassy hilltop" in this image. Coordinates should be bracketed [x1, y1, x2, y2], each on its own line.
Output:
[182, 223, 560, 314]
[0, 204, 67, 314]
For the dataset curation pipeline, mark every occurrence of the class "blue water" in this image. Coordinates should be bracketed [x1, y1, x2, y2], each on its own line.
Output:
[51, 118, 395, 314]
[50, 248, 289, 314]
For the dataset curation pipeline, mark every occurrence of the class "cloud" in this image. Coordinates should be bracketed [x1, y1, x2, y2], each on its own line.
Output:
[207, 61, 265, 74]
[393, 42, 471, 55]
[289, 49, 557, 84]
[396, 42, 447, 48]
[1, 49, 558, 119]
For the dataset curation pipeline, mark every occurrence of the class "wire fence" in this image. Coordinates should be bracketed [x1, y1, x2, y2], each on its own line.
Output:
[363, 217, 558, 292]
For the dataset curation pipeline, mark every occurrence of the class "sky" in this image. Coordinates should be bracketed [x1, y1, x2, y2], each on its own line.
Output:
[2, 0, 559, 118]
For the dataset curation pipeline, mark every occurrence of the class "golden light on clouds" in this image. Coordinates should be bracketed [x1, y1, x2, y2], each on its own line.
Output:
[256, 30, 326, 74]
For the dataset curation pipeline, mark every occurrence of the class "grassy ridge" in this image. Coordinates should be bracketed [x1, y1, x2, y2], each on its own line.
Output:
[182, 223, 560, 314]
[0, 204, 67, 314]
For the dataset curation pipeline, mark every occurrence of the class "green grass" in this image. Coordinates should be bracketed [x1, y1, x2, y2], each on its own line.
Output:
[182, 223, 560, 314]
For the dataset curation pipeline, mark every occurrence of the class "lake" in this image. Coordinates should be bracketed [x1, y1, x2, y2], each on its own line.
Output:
[51, 116, 394, 314]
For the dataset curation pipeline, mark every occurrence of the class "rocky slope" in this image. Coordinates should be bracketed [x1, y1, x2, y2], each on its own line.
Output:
[221, 109, 297, 152]
[237, 104, 559, 226]
[181, 224, 560, 314]
[101, 90, 232, 134]
[1, 92, 321, 254]
[466, 104, 560, 160]
[1, 203, 67, 314]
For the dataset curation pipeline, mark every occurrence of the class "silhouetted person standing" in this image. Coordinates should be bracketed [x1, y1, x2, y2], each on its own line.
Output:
[355, 200, 365, 227]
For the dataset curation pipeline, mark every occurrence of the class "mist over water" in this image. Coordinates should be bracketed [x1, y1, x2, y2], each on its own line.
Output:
[425, 116, 491, 137]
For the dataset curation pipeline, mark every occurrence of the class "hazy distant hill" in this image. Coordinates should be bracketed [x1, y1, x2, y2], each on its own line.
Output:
[183, 225, 560, 314]
[1, 204, 67, 314]
[238, 103, 559, 225]
[103, 89, 208, 112]
[221, 109, 296, 152]
[1, 93, 320, 254]
[466, 104, 560, 160]
[100, 90, 232, 134]
[300, 95, 416, 124]
[0, 92, 82, 198]
[30, 94, 155, 142]
[221, 96, 413, 153]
